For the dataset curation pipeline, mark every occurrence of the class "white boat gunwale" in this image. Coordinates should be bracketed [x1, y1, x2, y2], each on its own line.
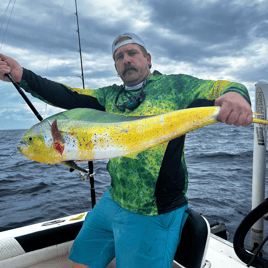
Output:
[0, 211, 257, 268]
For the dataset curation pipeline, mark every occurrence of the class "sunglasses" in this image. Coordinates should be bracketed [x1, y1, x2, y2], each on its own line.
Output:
[114, 83, 146, 111]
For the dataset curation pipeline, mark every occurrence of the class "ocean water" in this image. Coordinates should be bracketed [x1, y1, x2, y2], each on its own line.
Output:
[1, 123, 268, 259]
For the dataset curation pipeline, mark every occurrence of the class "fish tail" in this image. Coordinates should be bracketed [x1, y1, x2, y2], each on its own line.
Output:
[253, 118, 268, 125]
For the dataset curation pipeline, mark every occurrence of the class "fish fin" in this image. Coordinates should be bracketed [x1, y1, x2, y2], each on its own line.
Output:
[123, 151, 140, 159]
[51, 119, 65, 143]
[51, 119, 65, 155]
[252, 111, 268, 124]
[54, 141, 65, 155]
[62, 160, 88, 173]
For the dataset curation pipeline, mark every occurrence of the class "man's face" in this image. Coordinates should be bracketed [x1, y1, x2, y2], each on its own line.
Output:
[114, 43, 151, 86]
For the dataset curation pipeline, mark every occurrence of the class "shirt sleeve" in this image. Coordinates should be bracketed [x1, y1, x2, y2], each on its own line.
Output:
[177, 74, 251, 106]
[19, 68, 105, 111]
[201, 79, 251, 105]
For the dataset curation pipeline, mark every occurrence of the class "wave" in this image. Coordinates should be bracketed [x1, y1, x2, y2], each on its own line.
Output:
[19, 182, 50, 195]
[196, 150, 253, 159]
[0, 154, 10, 157]
[0, 178, 19, 184]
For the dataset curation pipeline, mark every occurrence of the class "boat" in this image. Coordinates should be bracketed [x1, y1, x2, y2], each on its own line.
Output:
[0, 197, 268, 268]
[1, 81, 268, 268]
[1, 1, 268, 267]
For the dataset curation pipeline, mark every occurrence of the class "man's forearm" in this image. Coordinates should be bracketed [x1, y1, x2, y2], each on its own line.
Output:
[20, 68, 105, 111]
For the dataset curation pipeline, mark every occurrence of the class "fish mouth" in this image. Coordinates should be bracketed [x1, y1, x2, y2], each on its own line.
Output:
[17, 141, 29, 152]
[19, 140, 29, 146]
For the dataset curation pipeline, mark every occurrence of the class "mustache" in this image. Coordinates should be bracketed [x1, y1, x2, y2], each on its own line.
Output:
[123, 65, 137, 76]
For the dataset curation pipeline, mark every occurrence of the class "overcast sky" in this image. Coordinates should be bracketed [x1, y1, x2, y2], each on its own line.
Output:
[0, 0, 268, 130]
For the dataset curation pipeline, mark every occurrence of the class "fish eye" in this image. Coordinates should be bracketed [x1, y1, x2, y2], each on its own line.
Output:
[29, 137, 32, 141]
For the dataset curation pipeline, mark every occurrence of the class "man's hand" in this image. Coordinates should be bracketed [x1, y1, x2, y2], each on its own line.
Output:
[0, 53, 23, 83]
[215, 92, 253, 127]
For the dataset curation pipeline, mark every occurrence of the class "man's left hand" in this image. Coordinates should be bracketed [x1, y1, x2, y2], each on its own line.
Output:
[215, 92, 253, 127]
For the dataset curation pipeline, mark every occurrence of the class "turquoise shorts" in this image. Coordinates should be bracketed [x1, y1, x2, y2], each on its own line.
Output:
[69, 187, 188, 268]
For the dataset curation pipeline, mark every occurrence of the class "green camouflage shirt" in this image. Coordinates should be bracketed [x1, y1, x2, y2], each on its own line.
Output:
[21, 70, 251, 215]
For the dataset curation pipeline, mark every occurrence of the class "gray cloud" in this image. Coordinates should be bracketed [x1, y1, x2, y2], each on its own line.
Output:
[1, 0, 268, 129]
[142, 1, 268, 67]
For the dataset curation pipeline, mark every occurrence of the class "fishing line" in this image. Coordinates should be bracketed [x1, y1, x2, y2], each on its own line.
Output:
[0, 0, 17, 51]
[2, 0, 95, 212]
[4, 76, 88, 212]
[0, 0, 12, 33]
[9, 149, 22, 160]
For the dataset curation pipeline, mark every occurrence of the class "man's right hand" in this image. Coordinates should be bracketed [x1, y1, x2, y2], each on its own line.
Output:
[0, 53, 23, 83]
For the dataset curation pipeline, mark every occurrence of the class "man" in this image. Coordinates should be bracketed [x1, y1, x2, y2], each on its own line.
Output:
[0, 33, 252, 268]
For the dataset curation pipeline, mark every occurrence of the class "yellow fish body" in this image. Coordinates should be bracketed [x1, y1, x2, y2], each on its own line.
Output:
[17, 106, 268, 170]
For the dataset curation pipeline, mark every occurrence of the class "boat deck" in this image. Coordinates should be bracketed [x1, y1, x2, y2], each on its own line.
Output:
[1, 234, 252, 268]
[25, 254, 116, 268]
[0, 212, 255, 268]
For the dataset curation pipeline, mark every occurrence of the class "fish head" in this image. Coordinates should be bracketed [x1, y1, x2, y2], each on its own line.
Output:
[17, 119, 64, 164]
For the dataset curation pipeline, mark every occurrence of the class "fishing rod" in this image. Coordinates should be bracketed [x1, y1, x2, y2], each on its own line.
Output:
[4, 73, 43, 121]
[3, 2, 96, 209]
[74, 0, 96, 208]
[6, 70, 96, 208]
[1, 1, 95, 215]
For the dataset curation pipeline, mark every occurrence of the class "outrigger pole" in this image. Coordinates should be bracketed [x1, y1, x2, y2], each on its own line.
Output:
[74, 0, 96, 209]
[74, 0, 85, 89]
[250, 80, 268, 255]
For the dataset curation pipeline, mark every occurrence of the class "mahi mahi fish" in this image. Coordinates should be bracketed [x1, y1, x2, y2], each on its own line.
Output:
[17, 106, 268, 172]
